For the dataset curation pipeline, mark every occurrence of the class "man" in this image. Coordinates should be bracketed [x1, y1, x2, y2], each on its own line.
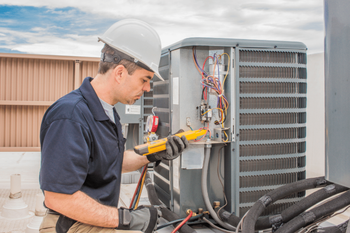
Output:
[39, 19, 189, 233]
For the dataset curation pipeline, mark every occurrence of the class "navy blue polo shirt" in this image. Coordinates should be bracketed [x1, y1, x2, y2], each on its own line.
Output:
[39, 77, 126, 207]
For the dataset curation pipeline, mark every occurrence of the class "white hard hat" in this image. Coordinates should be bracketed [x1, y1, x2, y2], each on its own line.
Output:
[98, 19, 164, 81]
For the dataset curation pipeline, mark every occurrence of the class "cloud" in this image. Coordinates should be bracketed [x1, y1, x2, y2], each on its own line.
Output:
[0, 0, 325, 55]
[0, 25, 102, 56]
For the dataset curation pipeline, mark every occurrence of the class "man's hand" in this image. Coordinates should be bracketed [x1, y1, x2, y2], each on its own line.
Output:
[147, 130, 189, 162]
[117, 206, 161, 233]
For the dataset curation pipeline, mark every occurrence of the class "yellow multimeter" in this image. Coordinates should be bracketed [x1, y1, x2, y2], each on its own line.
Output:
[134, 129, 207, 156]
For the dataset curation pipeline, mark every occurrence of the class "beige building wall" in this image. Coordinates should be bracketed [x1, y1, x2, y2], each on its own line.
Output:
[0, 53, 99, 152]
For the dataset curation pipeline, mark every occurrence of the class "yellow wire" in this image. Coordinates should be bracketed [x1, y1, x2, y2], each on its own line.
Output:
[223, 131, 229, 142]
[220, 53, 230, 88]
[219, 53, 231, 118]
[201, 108, 224, 117]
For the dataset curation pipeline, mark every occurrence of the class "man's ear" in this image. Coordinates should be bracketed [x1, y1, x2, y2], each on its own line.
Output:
[113, 65, 126, 84]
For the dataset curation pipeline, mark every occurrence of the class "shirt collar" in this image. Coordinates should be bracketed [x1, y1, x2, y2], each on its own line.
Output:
[99, 97, 115, 123]
[79, 77, 109, 122]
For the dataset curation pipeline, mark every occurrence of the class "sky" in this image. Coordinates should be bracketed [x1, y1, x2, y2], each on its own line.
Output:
[0, 0, 324, 57]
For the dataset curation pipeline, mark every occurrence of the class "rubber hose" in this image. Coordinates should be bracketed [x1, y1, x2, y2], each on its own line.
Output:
[275, 190, 350, 233]
[201, 144, 235, 230]
[216, 207, 241, 227]
[255, 183, 349, 229]
[216, 180, 347, 230]
[144, 171, 196, 233]
[315, 220, 348, 233]
[241, 176, 330, 233]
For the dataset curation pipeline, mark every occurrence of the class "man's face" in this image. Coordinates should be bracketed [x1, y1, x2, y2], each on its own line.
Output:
[119, 67, 154, 105]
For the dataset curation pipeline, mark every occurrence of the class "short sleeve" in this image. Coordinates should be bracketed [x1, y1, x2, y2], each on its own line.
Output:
[40, 119, 91, 194]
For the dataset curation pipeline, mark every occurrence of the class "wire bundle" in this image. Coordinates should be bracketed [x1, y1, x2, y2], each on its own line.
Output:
[194, 125, 211, 142]
[129, 165, 148, 209]
[192, 47, 230, 127]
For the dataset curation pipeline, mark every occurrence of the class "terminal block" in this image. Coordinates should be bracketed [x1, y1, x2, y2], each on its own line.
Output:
[197, 102, 212, 123]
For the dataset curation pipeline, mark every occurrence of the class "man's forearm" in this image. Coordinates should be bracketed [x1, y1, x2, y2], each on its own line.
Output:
[44, 190, 119, 228]
[122, 149, 149, 173]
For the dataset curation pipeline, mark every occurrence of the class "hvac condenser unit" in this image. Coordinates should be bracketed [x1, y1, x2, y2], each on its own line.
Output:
[152, 38, 307, 217]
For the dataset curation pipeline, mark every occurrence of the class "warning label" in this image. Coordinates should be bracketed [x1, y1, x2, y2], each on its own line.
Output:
[125, 105, 141, 115]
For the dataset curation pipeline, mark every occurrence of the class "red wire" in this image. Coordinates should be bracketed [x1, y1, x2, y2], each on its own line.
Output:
[171, 210, 193, 233]
[129, 165, 147, 209]
[201, 56, 213, 100]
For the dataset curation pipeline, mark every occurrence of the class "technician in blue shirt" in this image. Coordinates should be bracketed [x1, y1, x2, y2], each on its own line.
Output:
[39, 19, 189, 233]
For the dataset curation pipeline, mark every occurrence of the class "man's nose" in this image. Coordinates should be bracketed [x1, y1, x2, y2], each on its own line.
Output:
[143, 82, 151, 92]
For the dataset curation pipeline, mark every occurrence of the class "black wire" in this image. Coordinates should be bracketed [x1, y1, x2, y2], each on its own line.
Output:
[201, 86, 207, 100]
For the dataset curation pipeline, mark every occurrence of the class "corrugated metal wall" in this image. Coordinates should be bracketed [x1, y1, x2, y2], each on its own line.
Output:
[0, 53, 100, 151]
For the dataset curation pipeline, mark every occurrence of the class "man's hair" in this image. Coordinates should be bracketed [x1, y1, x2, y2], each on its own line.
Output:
[98, 44, 141, 75]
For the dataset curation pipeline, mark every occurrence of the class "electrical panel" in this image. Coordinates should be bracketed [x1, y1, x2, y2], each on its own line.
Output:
[152, 38, 307, 217]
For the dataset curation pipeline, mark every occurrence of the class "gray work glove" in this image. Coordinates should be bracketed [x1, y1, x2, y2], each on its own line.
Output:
[117, 206, 161, 233]
[147, 130, 189, 162]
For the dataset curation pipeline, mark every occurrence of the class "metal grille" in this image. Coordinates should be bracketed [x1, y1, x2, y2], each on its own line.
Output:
[239, 51, 298, 63]
[144, 99, 153, 106]
[237, 49, 306, 216]
[240, 82, 306, 94]
[239, 171, 305, 188]
[144, 91, 153, 97]
[239, 142, 306, 157]
[240, 190, 305, 203]
[240, 97, 306, 109]
[144, 108, 152, 114]
[240, 156, 306, 172]
[298, 53, 307, 64]
[240, 113, 306, 125]
[239, 66, 306, 79]
[240, 127, 306, 141]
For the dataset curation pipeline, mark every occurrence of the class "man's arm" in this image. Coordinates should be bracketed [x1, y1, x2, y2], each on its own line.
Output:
[44, 190, 119, 228]
[122, 134, 190, 173]
[122, 149, 149, 173]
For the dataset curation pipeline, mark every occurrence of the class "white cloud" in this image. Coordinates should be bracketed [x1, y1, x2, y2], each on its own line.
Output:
[0, 0, 325, 55]
[0, 27, 101, 56]
[12, 39, 101, 57]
